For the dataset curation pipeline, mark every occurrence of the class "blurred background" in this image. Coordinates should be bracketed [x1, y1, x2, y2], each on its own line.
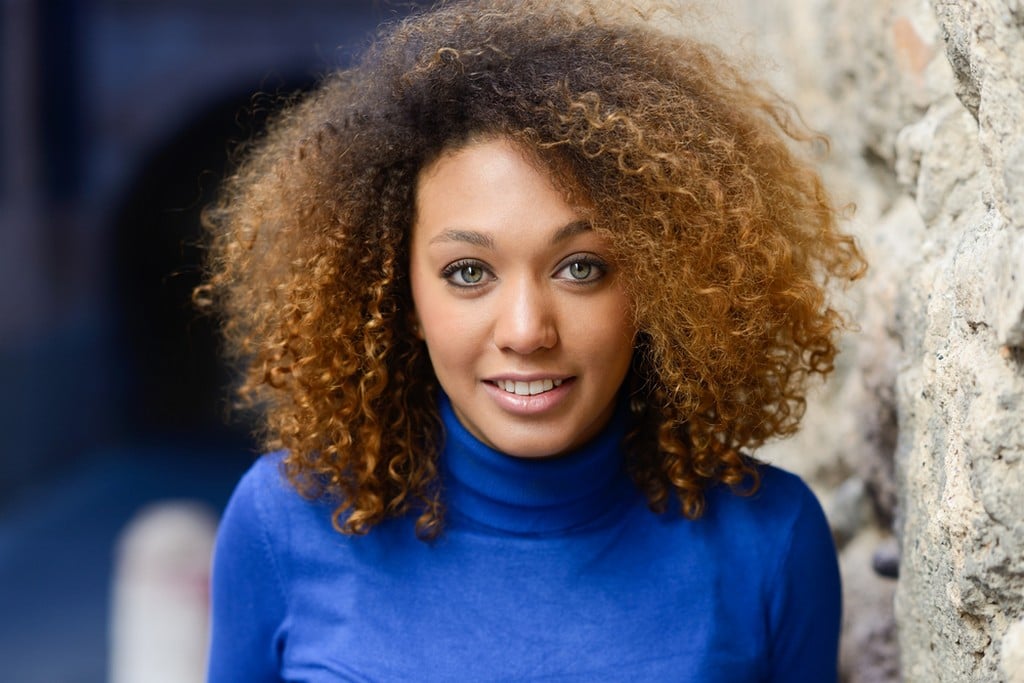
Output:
[7, 0, 1022, 681]
[0, 1, 416, 680]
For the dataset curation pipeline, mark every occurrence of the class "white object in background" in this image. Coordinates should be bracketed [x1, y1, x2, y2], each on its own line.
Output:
[1004, 618, 1024, 683]
[109, 501, 218, 683]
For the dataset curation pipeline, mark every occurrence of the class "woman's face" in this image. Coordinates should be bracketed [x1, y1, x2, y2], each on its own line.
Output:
[409, 137, 636, 458]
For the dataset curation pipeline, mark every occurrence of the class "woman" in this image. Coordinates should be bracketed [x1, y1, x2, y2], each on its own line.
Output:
[200, 1, 866, 680]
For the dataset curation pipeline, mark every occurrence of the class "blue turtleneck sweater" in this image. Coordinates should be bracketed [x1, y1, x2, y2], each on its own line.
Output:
[207, 395, 841, 681]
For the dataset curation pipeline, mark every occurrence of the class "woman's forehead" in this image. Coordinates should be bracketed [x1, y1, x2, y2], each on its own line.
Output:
[412, 137, 585, 248]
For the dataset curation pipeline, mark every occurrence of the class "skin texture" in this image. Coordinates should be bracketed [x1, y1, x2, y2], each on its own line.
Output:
[410, 137, 635, 459]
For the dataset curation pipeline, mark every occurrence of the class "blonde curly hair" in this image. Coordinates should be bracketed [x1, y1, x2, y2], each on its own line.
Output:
[198, 0, 866, 539]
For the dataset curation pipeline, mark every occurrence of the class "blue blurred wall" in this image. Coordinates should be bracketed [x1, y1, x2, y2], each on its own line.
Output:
[0, 2, 416, 680]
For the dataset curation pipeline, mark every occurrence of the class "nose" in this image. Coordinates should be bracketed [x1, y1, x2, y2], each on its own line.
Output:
[492, 277, 558, 354]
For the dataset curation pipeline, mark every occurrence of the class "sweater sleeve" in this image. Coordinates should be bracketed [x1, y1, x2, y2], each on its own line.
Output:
[766, 480, 842, 682]
[206, 459, 287, 683]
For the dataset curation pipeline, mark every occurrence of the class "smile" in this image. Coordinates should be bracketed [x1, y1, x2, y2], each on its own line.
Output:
[494, 379, 565, 396]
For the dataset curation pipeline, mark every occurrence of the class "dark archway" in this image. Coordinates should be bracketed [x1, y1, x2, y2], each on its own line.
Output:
[108, 76, 313, 445]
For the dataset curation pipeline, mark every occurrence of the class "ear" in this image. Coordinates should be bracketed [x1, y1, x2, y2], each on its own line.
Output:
[410, 311, 424, 340]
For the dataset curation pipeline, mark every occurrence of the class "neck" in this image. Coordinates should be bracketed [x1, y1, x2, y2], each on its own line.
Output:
[438, 392, 634, 535]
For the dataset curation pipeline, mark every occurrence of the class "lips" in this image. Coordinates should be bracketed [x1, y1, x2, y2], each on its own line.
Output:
[482, 376, 574, 416]
[494, 378, 565, 396]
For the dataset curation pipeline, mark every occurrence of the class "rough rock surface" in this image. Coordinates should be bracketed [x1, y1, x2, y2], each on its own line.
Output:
[711, 0, 1024, 680]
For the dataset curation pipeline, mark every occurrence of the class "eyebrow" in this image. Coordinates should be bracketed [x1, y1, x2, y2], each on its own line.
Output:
[551, 219, 592, 243]
[428, 229, 496, 249]
[428, 220, 592, 248]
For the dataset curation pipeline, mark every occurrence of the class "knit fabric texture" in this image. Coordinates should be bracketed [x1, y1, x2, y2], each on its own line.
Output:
[207, 394, 841, 682]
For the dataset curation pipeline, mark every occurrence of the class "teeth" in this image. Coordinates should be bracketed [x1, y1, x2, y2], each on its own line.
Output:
[498, 378, 563, 395]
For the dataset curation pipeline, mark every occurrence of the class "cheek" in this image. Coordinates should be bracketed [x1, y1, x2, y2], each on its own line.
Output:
[409, 264, 445, 334]
[410, 262, 488, 344]
[416, 294, 481, 342]
[411, 290, 487, 375]
[580, 295, 635, 360]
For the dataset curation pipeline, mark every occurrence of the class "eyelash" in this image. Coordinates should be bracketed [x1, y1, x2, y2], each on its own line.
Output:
[554, 255, 609, 284]
[441, 259, 493, 288]
[439, 255, 610, 289]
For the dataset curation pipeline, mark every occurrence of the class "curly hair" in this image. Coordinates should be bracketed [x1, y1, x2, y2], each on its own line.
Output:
[198, 0, 866, 539]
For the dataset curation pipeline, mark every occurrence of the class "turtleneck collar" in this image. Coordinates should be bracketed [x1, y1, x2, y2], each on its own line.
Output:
[438, 392, 635, 535]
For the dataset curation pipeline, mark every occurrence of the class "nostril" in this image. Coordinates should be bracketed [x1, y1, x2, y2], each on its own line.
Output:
[490, 280, 560, 354]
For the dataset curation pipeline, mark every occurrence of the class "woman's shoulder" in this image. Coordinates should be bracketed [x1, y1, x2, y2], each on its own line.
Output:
[707, 462, 825, 521]
[747, 463, 825, 519]
[219, 451, 339, 550]
[695, 463, 834, 563]
[228, 450, 297, 512]
[236, 449, 288, 486]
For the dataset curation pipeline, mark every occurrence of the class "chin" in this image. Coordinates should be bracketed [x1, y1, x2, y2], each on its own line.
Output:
[486, 427, 585, 459]
[500, 444, 572, 459]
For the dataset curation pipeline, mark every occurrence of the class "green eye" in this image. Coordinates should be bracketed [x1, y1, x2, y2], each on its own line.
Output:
[441, 259, 491, 288]
[568, 261, 592, 280]
[460, 265, 483, 283]
[555, 256, 607, 284]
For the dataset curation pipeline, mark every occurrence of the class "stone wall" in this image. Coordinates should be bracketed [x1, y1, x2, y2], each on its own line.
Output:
[712, 1, 1024, 681]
